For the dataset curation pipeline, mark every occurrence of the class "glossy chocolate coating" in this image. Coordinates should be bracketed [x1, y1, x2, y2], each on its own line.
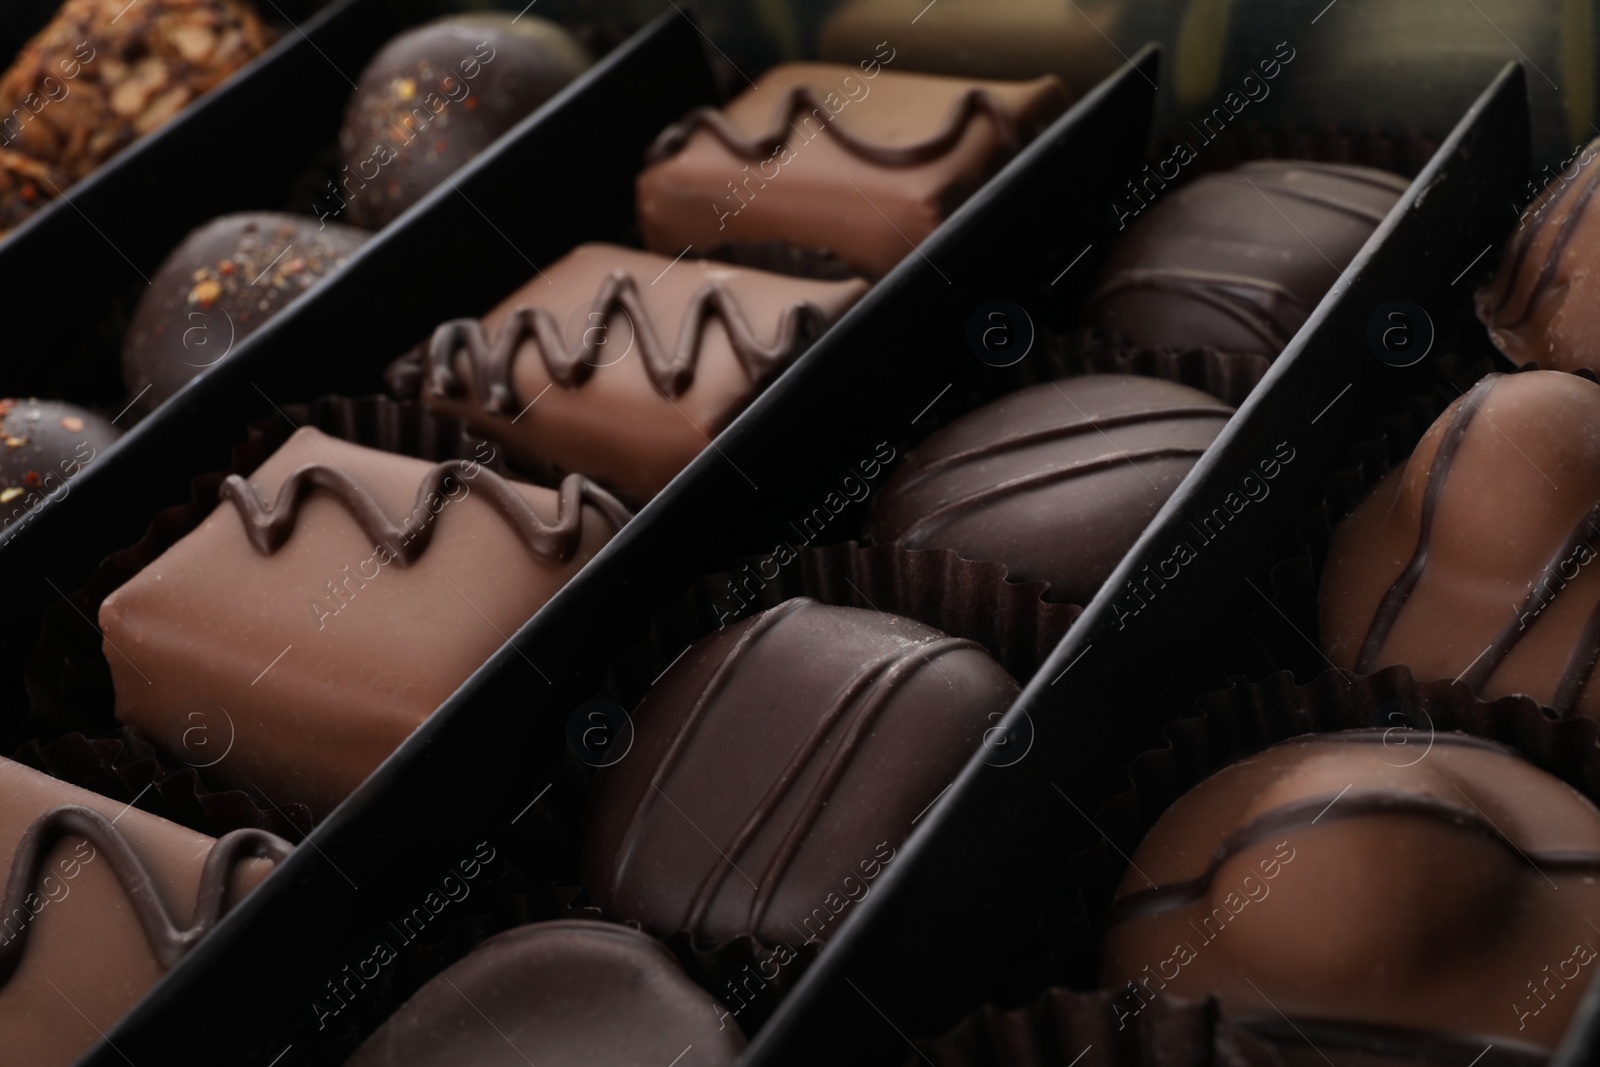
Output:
[1322, 371, 1600, 718]
[336, 14, 590, 228]
[1086, 161, 1409, 356]
[866, 375, 1232, 604]
[99, 429, 626, 818]
[0, 398, 120, 529]
[346, 921, 745, 1066]
[0, 756, 284, 1067]
[0, 0, 270, 183]
[401, 242, 868, 500]
[1103, 731, 1600, 1057]
[636, 62, 1070, 279]
[584, 598, 1018, 948]
[123, 213, 369, 416]
[819, 0, 1125, 98]
[1477, 137, 1600, 372]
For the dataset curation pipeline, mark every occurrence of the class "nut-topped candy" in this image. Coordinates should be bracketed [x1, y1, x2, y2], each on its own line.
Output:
[122, 213, 370, 416]
[334, 14, 591, 228]
[1321, 371, 1600, 717]
[0, 398, 120, 531]
[1103, 730, 1600, 1058]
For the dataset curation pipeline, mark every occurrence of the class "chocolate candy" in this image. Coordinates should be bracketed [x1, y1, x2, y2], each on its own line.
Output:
[1477, 137, 1600, 373]
[334, 14, 591, 229]
[636, 62, 1070, 278]
[0, 398, 120, 530]
[1085, 161, 1409, 356]
[1321, 371, 1600, 717]
[866, 375, 1232, 604]
[584, 598, 1018, 949]
[394, 242, 868, 500]
[99, 428, 629, 817]
[1102, 730, 1600, 1057]
[346, 921, 745, 1066]
[0, 0, 271, 183]
[122, 213, 369, 417]
[819, 0, 1124, 98]
[0, 755, 288, 1067]
[0, 149, 63, 236]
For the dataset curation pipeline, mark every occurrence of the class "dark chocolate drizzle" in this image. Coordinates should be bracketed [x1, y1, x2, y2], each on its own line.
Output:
[1231, 173, 1396, 226]
[1355, 375, 1497, 672]
[1106, 786, 1600, 926]
[645, 84, 1020, 166]
[425, 271, 828, 411]
[1491, 152, 1600, 326]
[608, 599, 985, 940]
[220, 462, 631, 566]
[897, 446, 1213, 547]
[0, 805, 291, 985]
[1087, 269, 1309, 351]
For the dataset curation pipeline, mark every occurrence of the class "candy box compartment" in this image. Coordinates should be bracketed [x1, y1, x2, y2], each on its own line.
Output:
[34, 43, 1167, 1066]
[734, 61, 1579, 1067]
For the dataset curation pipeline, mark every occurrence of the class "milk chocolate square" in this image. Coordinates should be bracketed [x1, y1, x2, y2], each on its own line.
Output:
[635, 62, 1070, 278]
[0, 756, 284, 1067]
[414, 242, 868, 499]
[99, 429, 626, 817]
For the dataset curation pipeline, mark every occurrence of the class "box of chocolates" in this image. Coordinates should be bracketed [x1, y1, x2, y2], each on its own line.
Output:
[0, 2, 1594, 1065]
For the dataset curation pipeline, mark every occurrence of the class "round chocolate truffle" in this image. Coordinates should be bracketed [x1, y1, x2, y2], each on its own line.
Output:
[583, 598, 1019, 949]
[1321, 370, 1600, 718]
[0, 398, 120, 528]
[865, 375, 1233, 604]
[1476, 136, 1600, 373]
[336, 14, 591, 228]
[121, 213, 369, 417]
[345, 921, 745, 1067]
[1102, 730, 1600, 1058]
[1085, 161, 1409, 356]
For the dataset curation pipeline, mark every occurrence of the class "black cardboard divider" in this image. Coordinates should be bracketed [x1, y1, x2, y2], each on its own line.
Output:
[0, 0, 601, 410]
[56, 46, 1164, 1066]
[738, 63, 1542, 1067]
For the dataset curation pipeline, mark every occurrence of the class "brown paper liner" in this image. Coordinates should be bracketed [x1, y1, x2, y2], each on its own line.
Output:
[915, 989, 1285, 1067]
[22, 394, 509, 835]
[1068, 124, 1441, 407]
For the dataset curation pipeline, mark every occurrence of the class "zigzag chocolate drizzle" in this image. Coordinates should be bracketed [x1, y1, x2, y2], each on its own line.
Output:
[220, 463, 631, 566]
[1107, 779, 1600, 927]
[425, 271, 828, 411]
[0, 805, 291, 985]
[645, 84, 1019, 166]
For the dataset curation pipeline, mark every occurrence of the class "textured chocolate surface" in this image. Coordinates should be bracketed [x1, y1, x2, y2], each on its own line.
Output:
[0, 148, 62, 236]
[866, 375, 1232, 604]
[1321, 371, 1600, 718]
[1085, 161, 1409, 356]
[1477, 137, 1600, 372]
[123, 213, 369, 416]
[0, 398, 120, 528]
[399, 242, 868, 500]
[636, 62, 1069, 278]
[346, 921, 746, 1066]
[336, 14, 590, 228]
[584, 598, 1018, 948]
[0, 755, 285, 1067]
[0, 0, 270, 182]
[99, 429, 626, 818]
[1103, 730, 1600, 1056]
[820, 0, 1124, 98]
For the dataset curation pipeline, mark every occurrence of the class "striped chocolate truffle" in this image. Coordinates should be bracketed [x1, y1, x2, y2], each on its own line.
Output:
[1476, 136, 1600, 373]
[1321, 370, 1600, 717]
[865, 375, 1232, 604]
[582, 598, 1018, 949]
[1103, 730, 1600, 1059]
[1086, 160, 1409, 357]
